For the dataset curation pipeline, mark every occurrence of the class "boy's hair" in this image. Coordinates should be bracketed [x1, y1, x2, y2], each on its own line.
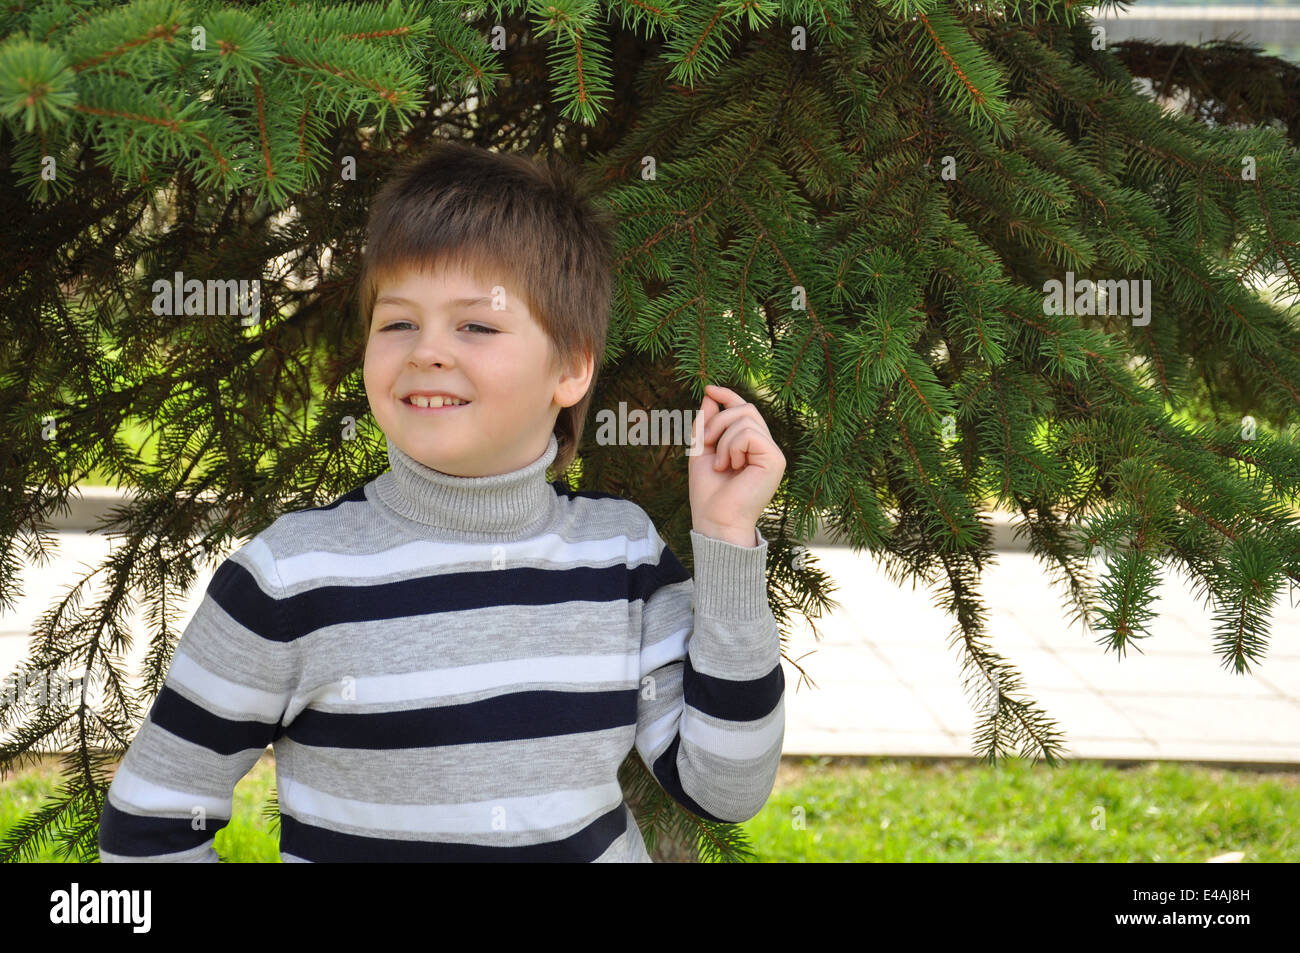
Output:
[357, 141, 616, 478]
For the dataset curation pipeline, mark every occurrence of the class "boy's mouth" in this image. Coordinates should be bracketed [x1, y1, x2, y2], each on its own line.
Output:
[401, 395, 472, 412]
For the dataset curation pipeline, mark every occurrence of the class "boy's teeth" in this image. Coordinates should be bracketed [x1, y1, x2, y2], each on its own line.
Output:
[408, 395, 467, 407]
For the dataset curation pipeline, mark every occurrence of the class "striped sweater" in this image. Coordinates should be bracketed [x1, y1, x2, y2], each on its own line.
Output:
[97, 432, 786, 862]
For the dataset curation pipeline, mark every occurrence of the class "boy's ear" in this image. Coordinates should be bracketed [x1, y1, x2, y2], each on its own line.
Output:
[554, 349, 594, 409]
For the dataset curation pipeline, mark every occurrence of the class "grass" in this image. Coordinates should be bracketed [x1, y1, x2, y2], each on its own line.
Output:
[748, 756, 1299, 862]
[2, 753, 1296, 863]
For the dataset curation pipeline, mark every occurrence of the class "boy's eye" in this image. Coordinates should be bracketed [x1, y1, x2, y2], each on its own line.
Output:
[379, 321, 497, 334]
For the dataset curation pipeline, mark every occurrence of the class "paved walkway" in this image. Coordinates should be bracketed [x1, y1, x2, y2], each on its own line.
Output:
[3, 492, 1299, 766]
[782, 544, 1300, 765]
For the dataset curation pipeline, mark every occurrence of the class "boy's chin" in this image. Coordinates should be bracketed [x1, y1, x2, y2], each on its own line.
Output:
[399, 438, 471, 471]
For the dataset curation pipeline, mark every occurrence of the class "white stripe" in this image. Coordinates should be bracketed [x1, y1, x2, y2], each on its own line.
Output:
[245, 524, 663, 599]
[241, 536, 281, 591]
[640, 624, 689, 677]
[638, 708, 683, 762]
[637, 695, 785, 763]
[166, 651, 285, 721]
[626, 524, 660, 565]
[109, 763, 231, 819]
[297, 653, 641, 706]
[273, 533, 641, 587]
[279, 775, 623, 835]
[682, 695, 785, 760]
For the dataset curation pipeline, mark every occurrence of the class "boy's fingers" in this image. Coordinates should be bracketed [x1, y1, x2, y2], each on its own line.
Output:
[713, 423, 747, 469]
[715, 422, 771, 469]
[705, 384, 749, 406]
[692, 392, 719, 446]
[704, 385, 767, 425]
[700, 401, 771, 446]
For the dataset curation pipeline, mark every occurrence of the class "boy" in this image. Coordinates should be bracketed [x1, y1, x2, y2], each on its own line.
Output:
[97, 142, 787, 862]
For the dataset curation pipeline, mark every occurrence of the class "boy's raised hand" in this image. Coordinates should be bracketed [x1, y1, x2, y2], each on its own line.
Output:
[688, 384, 786, 547]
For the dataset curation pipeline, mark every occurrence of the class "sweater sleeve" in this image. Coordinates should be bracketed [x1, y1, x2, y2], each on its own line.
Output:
[633, 522, 785, 823]
[97, 537, 297, 862]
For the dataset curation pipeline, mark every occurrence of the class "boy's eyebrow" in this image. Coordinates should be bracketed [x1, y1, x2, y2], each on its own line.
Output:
[375, 294, 509, 312]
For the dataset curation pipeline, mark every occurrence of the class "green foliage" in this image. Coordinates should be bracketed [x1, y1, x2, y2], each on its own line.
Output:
[1, 0, 1299, 864]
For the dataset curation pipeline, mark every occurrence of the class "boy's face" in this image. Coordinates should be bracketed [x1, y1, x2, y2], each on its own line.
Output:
[364, 262, 592, 477]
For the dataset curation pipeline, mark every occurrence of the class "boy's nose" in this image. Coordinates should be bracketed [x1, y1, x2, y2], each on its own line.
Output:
[409, 326, 456, 366]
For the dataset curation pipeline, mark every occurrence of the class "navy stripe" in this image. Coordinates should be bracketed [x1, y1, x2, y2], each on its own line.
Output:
[264, 562, 680, 642]
[287, 689, 636, 748]
[548, 485, 690, 588]
[205, 559, 287, 641]
[650, 735, 729, 823]
[98, 799, 225, 857]
[151, 684, 281, 756]
[304, 485, 368, 512]
[645, 663, 783, 823]
[683, 654, 785, 722]
[632, 548, 689, 601]
[644, 541, 691, 590]
[279, 803, 629, 861]
[291, 565, 613, 638]
[550, 484, 625, 502]
[207, 509, 689, 645]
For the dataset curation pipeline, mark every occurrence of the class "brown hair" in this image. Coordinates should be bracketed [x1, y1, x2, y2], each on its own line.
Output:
[357, 141, 616, 479]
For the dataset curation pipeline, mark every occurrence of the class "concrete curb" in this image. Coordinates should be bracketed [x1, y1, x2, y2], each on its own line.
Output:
[34, 485, 1059, 550]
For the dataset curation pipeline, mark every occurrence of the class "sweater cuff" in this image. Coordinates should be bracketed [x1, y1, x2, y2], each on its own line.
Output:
[688, 527, 770, 620]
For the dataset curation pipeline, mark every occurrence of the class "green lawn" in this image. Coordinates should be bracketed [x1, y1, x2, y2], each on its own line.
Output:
[2, 754, 1295, 862]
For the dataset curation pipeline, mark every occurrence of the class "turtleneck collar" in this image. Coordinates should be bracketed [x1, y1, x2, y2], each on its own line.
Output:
[372, 433, 560, 540]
